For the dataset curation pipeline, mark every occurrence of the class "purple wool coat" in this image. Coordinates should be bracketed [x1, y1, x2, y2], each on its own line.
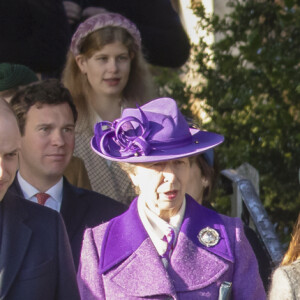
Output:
[77, 195, 266, 299]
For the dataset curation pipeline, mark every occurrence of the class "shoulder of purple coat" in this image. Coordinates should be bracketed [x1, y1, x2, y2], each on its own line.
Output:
[99, 195, 235, 274]
[181, 195, 234, 262]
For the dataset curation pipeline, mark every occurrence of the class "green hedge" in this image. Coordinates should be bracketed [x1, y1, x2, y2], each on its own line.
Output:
[191, 0, 300, 244]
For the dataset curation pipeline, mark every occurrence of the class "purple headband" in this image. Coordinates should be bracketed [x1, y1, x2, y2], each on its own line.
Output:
[70, 12, 142, 56]
[91, 98, 224, 163]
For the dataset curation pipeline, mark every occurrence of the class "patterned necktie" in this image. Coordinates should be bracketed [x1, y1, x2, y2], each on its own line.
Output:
[161, 227, 175, 260]
[35, 193, 50, 206]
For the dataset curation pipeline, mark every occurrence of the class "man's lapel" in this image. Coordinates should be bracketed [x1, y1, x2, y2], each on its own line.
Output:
[60, 178, 89, 240]
[7, 177, 24, 198]
[10, 176, 86, 241]
[0, 193, 32, 300]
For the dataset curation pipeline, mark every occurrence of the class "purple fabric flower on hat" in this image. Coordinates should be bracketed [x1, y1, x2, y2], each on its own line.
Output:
[94, 107, 152, 158]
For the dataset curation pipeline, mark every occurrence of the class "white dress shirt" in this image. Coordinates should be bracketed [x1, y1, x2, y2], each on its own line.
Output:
[17, 171, 63, 212]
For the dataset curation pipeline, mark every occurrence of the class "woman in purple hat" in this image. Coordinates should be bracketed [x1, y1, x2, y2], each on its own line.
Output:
[77, 97, 266, 299]
[62, 12, 154, 205]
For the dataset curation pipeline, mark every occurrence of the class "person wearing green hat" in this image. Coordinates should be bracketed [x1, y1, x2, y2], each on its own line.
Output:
[0, 63, 39, 102]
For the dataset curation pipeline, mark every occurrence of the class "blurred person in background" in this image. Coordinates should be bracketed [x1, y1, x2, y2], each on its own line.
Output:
[63, 0, 190, 68]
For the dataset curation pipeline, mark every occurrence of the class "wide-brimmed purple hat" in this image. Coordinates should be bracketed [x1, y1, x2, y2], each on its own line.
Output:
[91, 98, 224, 163]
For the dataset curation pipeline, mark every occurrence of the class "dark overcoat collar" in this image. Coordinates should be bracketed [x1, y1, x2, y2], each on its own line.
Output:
[9, 176, 89, 242]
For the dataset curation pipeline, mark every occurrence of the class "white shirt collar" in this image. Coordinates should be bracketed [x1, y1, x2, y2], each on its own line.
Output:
[17, 171, 63, 212]
[138, 196, 186, 266]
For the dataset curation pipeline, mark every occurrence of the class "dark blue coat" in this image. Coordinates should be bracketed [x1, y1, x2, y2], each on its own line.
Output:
[0, 191, 80, 300]
[0, 0, 70, 74]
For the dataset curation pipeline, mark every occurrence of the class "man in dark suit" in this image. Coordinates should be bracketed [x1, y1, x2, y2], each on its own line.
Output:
[9, 79, 127, 270]
[0, 98, 80, 299]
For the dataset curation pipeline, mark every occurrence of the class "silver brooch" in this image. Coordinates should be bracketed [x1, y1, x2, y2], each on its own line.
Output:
[198, 227, 220, 247]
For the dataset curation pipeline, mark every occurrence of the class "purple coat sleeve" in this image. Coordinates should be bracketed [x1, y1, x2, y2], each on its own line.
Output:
[223, 216, 266, 299]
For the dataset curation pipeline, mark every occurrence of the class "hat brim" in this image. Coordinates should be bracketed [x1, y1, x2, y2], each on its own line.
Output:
[91, 129, 224, 163]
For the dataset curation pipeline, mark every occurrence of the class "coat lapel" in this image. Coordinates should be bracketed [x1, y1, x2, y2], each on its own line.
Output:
[10, 176, 87, 242]
[169, 233, 229, 291]
[0, 193, 32, 300]
[7, 177, 24, 198]
[181, 195, 234, 262]
[105, 238, 176, 297]
[168, 195, 234, 292]
[99, 198, 176, 297]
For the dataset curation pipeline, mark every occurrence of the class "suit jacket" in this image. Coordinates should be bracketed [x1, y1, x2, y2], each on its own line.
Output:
[268, 259, 300, 300]
[0, 191, 80, 300]
[8, 176, 127, 270]
[78, 195, 266, 300]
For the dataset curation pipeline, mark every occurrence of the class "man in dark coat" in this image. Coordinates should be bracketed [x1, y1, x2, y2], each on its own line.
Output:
[9, 79, 127, 270]
[63, 0, 191, 68]
[0, 98, 80, 300]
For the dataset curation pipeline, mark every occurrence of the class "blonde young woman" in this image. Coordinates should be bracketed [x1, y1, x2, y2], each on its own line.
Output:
[62, 12, 154, 204]
[269, 214, 300, 299]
